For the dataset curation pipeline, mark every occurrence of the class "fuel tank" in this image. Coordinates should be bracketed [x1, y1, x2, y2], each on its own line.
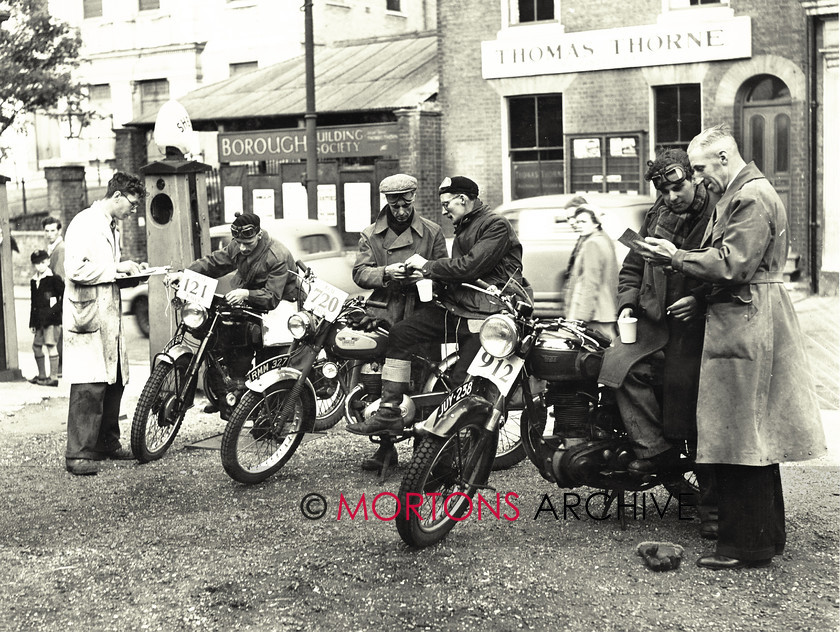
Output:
[326, 326, 389, 360]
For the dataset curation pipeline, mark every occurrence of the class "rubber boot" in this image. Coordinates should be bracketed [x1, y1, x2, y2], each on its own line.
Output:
[346, 379, 407, 436]
[361, 438, 398, 471]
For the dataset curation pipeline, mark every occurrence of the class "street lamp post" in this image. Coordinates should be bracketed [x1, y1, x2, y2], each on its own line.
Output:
[303, 1, 318, 220]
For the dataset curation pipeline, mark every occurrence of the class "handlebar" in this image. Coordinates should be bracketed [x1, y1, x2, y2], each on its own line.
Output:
[365, 299, 389, 310]
[296, 259, 310, 274]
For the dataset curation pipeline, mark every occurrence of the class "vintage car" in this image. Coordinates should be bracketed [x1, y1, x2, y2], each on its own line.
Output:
[493, 192, 656, 317]
[123, 218, 359, 337]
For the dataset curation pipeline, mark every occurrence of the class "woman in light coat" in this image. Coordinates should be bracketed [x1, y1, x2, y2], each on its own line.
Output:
[564, 206, 618, 339]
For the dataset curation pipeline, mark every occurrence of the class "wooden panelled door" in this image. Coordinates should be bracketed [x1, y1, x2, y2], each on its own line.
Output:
[741, 76, 792, 212]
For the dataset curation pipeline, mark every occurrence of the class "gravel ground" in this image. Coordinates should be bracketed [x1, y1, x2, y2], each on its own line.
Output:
[0, 397, 838, 632]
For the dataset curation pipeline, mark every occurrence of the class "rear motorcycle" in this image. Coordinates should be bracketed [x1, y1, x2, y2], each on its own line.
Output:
[395, 281, 698, 548]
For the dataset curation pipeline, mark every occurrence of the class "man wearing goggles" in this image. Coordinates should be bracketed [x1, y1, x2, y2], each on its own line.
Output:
[350, 173, 448, 471]
[599, 148, 718, 539]
[167, 212, 298, 414]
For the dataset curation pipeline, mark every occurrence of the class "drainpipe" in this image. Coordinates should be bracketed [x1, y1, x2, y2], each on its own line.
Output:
[806, 15, 819, 294]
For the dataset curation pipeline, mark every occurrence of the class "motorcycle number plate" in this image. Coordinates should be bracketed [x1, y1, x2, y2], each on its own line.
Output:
[302, 278, 349, 322]
[437, 380, 474, 415]
[467, 350, 524, 396]
[176, 270, 217, 309]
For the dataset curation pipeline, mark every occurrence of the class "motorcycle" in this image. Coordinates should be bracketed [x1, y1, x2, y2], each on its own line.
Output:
[219, 263, 532, 484]
[395, 280, 698, 548]
[131, 287, 280, 463]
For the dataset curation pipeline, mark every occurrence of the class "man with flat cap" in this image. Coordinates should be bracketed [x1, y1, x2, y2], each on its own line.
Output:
[168, 212, 298, 417]
[350, 173, 448, 470]
[347, 175, 531, 438]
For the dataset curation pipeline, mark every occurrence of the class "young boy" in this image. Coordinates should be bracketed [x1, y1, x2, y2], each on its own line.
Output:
[29, 249, 64, 386]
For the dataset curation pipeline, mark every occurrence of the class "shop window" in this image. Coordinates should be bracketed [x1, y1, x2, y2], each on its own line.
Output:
[83, 0, 102, 19]
[386, 0, 401, 11]
[138, 79, 170, 117]
[568, 133, 645, 194]
[509, 95, 564, 199]
[229, 61, 259, 77]
[654, 84, 701, 152]
[139, 0, 160, 10]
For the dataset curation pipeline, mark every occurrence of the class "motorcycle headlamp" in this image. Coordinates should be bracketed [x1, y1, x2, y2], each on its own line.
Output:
[479, 314, 519, 358]
[181, 302, 208, 330]
[287, 311, 314, 339]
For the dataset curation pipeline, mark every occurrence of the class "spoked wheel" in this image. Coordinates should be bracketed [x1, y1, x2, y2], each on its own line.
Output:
[492, 396, 547, 471]
[311, 358, 351, 431]
[220, 380, 310, 484]
[131, 361, 188, 463]
[396, 422, 497, 548]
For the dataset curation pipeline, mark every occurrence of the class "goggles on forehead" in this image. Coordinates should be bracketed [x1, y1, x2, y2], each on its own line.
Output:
[385, 191, 416, 206]
[647, 164, 688, 190]
[230, 224, 259, 240]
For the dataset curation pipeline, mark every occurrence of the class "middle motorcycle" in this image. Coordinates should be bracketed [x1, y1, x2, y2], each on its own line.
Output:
[219, 262, 534, 484]
[394, 280, 698, 548]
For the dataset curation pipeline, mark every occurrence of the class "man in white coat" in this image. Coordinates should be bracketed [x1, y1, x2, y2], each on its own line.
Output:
[63, 172, 147, 476]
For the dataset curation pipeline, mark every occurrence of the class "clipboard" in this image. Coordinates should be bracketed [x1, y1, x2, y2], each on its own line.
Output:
[115, 265, 170, 288]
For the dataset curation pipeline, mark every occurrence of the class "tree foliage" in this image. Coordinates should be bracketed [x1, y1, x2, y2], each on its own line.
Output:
[0, 0, 84, 139]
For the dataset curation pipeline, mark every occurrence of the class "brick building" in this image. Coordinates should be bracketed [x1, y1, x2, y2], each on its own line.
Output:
[438, 0, 838, 294]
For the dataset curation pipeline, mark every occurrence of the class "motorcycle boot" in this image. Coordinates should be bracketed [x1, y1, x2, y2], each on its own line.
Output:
[346, 380, 408, 436]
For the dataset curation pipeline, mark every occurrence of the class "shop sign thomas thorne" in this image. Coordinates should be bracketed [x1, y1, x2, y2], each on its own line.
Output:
[218, 123, 399, 162]
[481, 16, 751, 79]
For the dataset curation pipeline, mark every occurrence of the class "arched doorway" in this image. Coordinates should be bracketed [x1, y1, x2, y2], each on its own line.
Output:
[739, 75, 792, 212]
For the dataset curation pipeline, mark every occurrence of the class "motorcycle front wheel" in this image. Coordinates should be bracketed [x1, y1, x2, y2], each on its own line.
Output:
[220, 380, 309, 484]
[131, 361, 189, 463]
[395, 422, 498, 548]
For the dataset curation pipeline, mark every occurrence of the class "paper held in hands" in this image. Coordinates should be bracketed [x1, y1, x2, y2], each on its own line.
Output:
[115, 265, 171, 289]
[618, 228, 649, 254]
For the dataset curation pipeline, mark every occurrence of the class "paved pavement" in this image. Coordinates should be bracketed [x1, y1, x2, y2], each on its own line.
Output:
[1, 283, 838, 462]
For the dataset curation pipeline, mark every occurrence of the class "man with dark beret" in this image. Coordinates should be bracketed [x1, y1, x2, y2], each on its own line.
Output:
[347, 175, 531, 437]
[351, 173, 448, 470]
[168, 212, 298, 415]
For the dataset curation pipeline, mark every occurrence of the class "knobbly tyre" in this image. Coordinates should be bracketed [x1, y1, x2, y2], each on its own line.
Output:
[395, 280, 698, 548]
[131, 277, 284, 463]
[219, 263, 532, 484]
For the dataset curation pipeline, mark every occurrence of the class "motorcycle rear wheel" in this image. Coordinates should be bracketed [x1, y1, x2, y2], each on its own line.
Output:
[220, 381, 308, 484]
[131, 361, 188, 463]
[395, 422, 497, 548]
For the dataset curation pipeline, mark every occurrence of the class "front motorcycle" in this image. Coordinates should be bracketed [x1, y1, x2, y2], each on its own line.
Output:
[131, 287, 273, 463]
[395, 281, 697, 548]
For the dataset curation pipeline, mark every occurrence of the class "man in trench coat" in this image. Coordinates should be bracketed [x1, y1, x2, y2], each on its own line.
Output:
[62, 173, 147, 476]
[351, 173, 448, 470]
[638, 125, 826, 569]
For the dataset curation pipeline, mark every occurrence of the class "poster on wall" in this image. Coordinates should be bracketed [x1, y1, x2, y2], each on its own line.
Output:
[223, 186, 244, 223]
[609, 137, 637, 157]
[281, 183, 308, 221]
[573, 138, 601, 159]
[318, 184, 338, 227]
[344, 182, 372, 232]
[252, 189, 276, 222]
